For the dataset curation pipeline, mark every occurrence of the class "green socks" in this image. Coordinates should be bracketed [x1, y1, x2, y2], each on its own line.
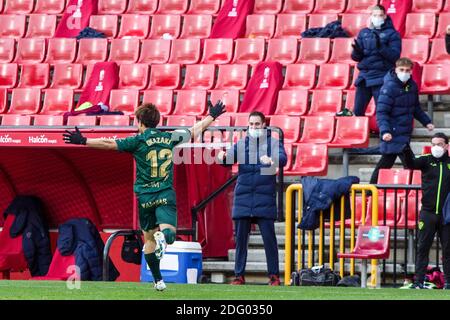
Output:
[162, 228, 176, 244]
[145, 253, 162, 282]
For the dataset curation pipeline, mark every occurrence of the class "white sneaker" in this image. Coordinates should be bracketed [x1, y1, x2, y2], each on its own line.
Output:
[154, 280, 166, 291]
[154, 231, 167, 260]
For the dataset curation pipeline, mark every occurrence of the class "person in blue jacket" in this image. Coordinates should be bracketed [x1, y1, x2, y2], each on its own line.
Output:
[370, 57, 435, 184]
[351, 5, 401, 116]
[217, 111, 287, 286]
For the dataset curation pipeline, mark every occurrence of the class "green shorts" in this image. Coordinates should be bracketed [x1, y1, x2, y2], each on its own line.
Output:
[137, 188, 177, 232]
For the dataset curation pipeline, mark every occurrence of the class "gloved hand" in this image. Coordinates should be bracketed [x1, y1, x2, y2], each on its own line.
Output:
[351, 40, 363, 55]
[208, 100, 226, 120]
[63, 126, 87, 145]
[373, 32, 381, 49]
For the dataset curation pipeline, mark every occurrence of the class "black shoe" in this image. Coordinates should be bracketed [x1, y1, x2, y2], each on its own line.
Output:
[411, 281, 425, 289]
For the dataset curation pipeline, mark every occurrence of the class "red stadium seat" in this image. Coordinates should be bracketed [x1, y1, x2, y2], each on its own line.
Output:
[98, 0, 127, 14]
[443, 1, 450, 12]
[4, 0, 34, 14]
[173, 90, 207, 115]
[288, 143, 328, 176]
[209, 90, 240, 113]
[0, 63, 18, 89]
[67, 116, 97, 126]
[274, 14, 307, 38]
[282, 63, 316, 89]
[109, 89, 139, 114]
[126, 0, 158, 14]
[269, 115, 301, 143]
[76, 38, 108, 64]
[156, 0, 188, 14]
[46, 38, 77, 65]
[329, 116, 369, 148]
[265, 38, 299, 64]
[138, 39, 171, 64]
[337, 225, 390, 260]
[329, 38, 355, 65]
[404, 13, 436, 38]
[15, 38, 46, 64]
[201, 115, 232, 142]
[377, 168, 412, 196]
[109, 39, 140, 64]
[166, 115, 197, 127]
[168, 39, 201, 64]
[118, 63, 149, 90]
[183, 64, 216, 90]
[349, 67, 359, 90]
[40, 88, 74, 114]
[26, 14, 57, 38]
[142, 90, 174, 115]
[316, 63, 351, 90]
[89, 15, 118, 39]
[34, 0, 66, 14]
[1, 114, 32, 125]
[187, 0, 221, 14]
[428, 39, 450, 64]
[33, 115, 64, 126]
[149, 15, 181, 39]
[411, 0, 443, 13]
[254, 0, 282, 14]
[345, 0, 378, 13]
[297, 38, 331, 64]
[274, 89, 309, 115]
[0, 38, 15, 63]
[201, 38, 234, 64]
[435, 13, 450, 38]
[0, 88, 7, 113]
[421, 64, 450, 93]
[308, 89, 343, 116]
[245, 14, 276, 39]
[233, 38, 265, 65]
[148, 64, 181, 89]
[180, 14, 212, 39]
[118, 14, 150, 39]
[307, 13, 338, 28]
[50, 64, 83, 89]
[313, 0, 346, 13]
[9, 88, 41, 114]
[299, 116, 335, 143]
[283, 143, 293, 171]
[18, 63, 50, 88]
[345, 90, 375, 116]
[0, 15, 26, 38]
[99, 115, 130, 126]
[400, 38, 430, 65]
[341, 13, 370, 38]
[282, 0, 314, 13]
[215, 64, 249, 90]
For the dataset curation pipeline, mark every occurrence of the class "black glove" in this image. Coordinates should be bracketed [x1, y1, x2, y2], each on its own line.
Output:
[208, 100, 226, 120]
[63, 126, 87, 145]
[373, 32, 381, 48]
[351, 40, 363, 55]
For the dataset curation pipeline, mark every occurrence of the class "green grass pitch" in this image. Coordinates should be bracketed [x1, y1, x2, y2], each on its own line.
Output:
[1, 280, 450, 300]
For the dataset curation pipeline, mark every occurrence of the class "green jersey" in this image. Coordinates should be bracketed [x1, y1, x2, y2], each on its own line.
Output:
[116, 128, 184, 195]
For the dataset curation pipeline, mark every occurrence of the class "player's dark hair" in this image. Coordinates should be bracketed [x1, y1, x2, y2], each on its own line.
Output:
[135, 103, 160, 128]
[371, 4, 386, 14]
[433, 132, 449, 144]
[248, 111, 266, 124]
[396, 57, 414, 68]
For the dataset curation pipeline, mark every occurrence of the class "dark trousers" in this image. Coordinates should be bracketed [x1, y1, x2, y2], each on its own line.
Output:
[354, 84, 381, 116]
[369, 151, 409, 184]
[415, 211, 450, 283]
[234, 218, 279, 277]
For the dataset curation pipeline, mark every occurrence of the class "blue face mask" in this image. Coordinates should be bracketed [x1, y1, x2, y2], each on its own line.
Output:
[396, 71, 411, 83]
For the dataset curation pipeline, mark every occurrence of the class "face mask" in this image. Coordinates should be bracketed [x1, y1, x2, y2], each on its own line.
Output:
[248, 128, 263, 138]
[371, 16, 384, 28]
[397, 71, 411, 83]
[431, 145, 445, 158]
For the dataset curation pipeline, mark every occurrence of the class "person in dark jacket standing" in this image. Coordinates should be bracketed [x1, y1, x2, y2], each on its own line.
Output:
[217, 111, 287, 286]
[351, 5, 401, 116]
[401, 133, 450, 289]
[370, 57, 434, 184]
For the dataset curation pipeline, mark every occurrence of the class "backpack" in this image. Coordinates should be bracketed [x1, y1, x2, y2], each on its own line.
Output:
[293, 266, 341, 286]
[121, 234, 143, 265]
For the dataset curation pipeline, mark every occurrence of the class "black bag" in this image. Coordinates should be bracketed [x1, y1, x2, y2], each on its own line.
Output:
[298, 266, 341, 286]
[121, 234, 143, 265]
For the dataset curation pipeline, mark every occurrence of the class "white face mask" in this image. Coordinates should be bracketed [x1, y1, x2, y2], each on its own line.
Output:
[431, 145, 445, 158]
[396, 71, 411, 83]
[248, 128, 263, 139]
[371, 16, 384, 28]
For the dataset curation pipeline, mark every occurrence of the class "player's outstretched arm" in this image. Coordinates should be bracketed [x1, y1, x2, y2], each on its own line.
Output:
[63, 127, 118, 150]
[189, 100, 226, 141]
